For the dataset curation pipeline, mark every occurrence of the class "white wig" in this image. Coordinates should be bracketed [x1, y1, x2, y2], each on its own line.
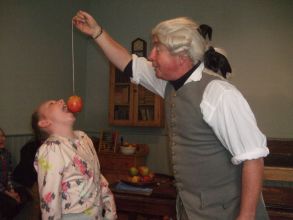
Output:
[152, 17, 209, 64]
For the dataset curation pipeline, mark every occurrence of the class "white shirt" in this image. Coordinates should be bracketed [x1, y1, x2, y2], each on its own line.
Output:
[131, 55, 269, 165]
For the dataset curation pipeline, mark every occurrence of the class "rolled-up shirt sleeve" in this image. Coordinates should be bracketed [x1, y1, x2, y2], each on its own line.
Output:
[201, 80, 269, 165]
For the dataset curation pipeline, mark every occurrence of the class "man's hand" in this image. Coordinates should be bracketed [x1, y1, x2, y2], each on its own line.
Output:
[72, 10, 101, 38]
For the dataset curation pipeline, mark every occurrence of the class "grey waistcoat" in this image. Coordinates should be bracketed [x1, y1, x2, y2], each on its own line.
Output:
[164, 71, 268, 220]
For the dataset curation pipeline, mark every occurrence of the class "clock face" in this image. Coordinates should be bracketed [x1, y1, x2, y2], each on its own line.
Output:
[133, 40, 144, 51]
[132, 38, 146, 57]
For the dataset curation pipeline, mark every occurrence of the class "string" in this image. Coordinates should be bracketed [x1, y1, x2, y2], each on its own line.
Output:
[71, 22, 75, 95]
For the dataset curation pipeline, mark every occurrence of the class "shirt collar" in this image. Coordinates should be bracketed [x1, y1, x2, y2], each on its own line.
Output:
[169, 62, 204, 90]
[185, 62, 205, 84]
[169, 61, 202, 90]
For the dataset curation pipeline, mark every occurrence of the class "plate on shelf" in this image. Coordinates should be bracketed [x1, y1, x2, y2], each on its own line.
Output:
[120, 179, 157, 187]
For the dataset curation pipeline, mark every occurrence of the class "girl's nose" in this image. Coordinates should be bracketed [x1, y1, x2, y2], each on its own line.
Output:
[58, 99, 65, 104]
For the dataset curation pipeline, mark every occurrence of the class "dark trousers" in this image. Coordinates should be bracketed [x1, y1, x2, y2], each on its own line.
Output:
[0, 187, 31, 220]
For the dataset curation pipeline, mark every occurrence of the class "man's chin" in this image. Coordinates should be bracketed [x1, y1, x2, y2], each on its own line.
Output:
[155, 72, 169, 81]
[155, 71, 163, 79]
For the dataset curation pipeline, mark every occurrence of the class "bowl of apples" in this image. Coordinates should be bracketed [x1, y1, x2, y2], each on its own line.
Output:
[124, 166, 155, 186]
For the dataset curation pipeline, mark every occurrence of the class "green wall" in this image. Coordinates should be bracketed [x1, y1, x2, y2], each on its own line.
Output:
[0, 0, 89, 134]
[1, 1, 293, 174]
[81, 0, 293, 174]
[84, 0, 293, 138]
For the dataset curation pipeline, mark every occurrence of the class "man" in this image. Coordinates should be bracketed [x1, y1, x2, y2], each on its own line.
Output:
[73, 11, 269, 220]
[33, 99, 117, 220]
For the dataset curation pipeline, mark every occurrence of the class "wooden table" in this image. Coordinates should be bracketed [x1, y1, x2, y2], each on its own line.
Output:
[110, 174, 177, 220]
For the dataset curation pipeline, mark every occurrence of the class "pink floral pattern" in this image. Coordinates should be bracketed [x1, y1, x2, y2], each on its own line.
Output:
[44, 192, 54, 203]
[40, 192, 55, 213]
[72, 156, 93, 178]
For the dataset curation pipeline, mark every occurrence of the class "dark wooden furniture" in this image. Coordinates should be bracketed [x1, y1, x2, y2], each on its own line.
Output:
[97, 144, 149, 184]
[111, 174, 176, 220]
[263, 187, 293, 220]
[263, 139, 293, 220]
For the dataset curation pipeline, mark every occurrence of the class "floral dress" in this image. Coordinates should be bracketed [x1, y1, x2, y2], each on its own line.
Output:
[34, 131, 117, 220]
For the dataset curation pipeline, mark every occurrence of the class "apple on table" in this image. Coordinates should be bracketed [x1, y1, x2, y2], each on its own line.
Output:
[127, 166, 155, 183]
[129, 167, 138, 176]
[138, 166, 150, 176]
[130, 176, 141, 183]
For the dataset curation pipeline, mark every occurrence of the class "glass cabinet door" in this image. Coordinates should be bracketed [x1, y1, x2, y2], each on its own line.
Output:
[133, 85, 163, 127]
[109, 63, 164, 127]
[109, 65, 134, 126]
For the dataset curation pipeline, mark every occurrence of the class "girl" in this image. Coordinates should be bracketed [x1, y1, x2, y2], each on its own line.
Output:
[33, 99, 117, 220]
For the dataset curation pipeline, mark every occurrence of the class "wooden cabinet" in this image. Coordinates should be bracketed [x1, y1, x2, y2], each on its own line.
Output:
[263, 139, 293, 219]
[108, 64, 164, 127]
[110, 174, 177, 220]
[97, 144, 149, 184]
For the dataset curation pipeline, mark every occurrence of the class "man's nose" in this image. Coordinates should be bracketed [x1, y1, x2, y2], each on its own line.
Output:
[148, 48, 155, 61]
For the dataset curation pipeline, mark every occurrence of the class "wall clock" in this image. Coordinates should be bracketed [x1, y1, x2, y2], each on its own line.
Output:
[131, 38, 147, 57]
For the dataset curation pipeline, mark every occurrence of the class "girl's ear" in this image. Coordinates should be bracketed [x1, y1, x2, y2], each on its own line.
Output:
[38, 119, 50, 129]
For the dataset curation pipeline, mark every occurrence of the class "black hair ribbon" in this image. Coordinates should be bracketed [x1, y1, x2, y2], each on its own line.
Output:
[204, 47, 232, 78]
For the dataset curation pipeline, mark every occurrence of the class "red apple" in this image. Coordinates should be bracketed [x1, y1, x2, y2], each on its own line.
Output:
[67, 95, 83, 113]
[141, 175, 152, 182]
[138, 166, 150, 177]
[148, 172, 155, 180]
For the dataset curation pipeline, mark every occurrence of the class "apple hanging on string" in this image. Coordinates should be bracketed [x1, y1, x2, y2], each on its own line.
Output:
[67, 95, 83, 113]
[68, 23, 83, 113]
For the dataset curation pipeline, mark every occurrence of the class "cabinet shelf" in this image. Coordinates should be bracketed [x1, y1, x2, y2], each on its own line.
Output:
[138, 104, 155, 106]
[114, 104, 130, 106]
[115, 83, 130, 86]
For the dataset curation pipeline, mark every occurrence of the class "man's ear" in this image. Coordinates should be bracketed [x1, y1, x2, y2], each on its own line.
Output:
[178, 54, 190, 66]
[38, 119, 50, 129]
